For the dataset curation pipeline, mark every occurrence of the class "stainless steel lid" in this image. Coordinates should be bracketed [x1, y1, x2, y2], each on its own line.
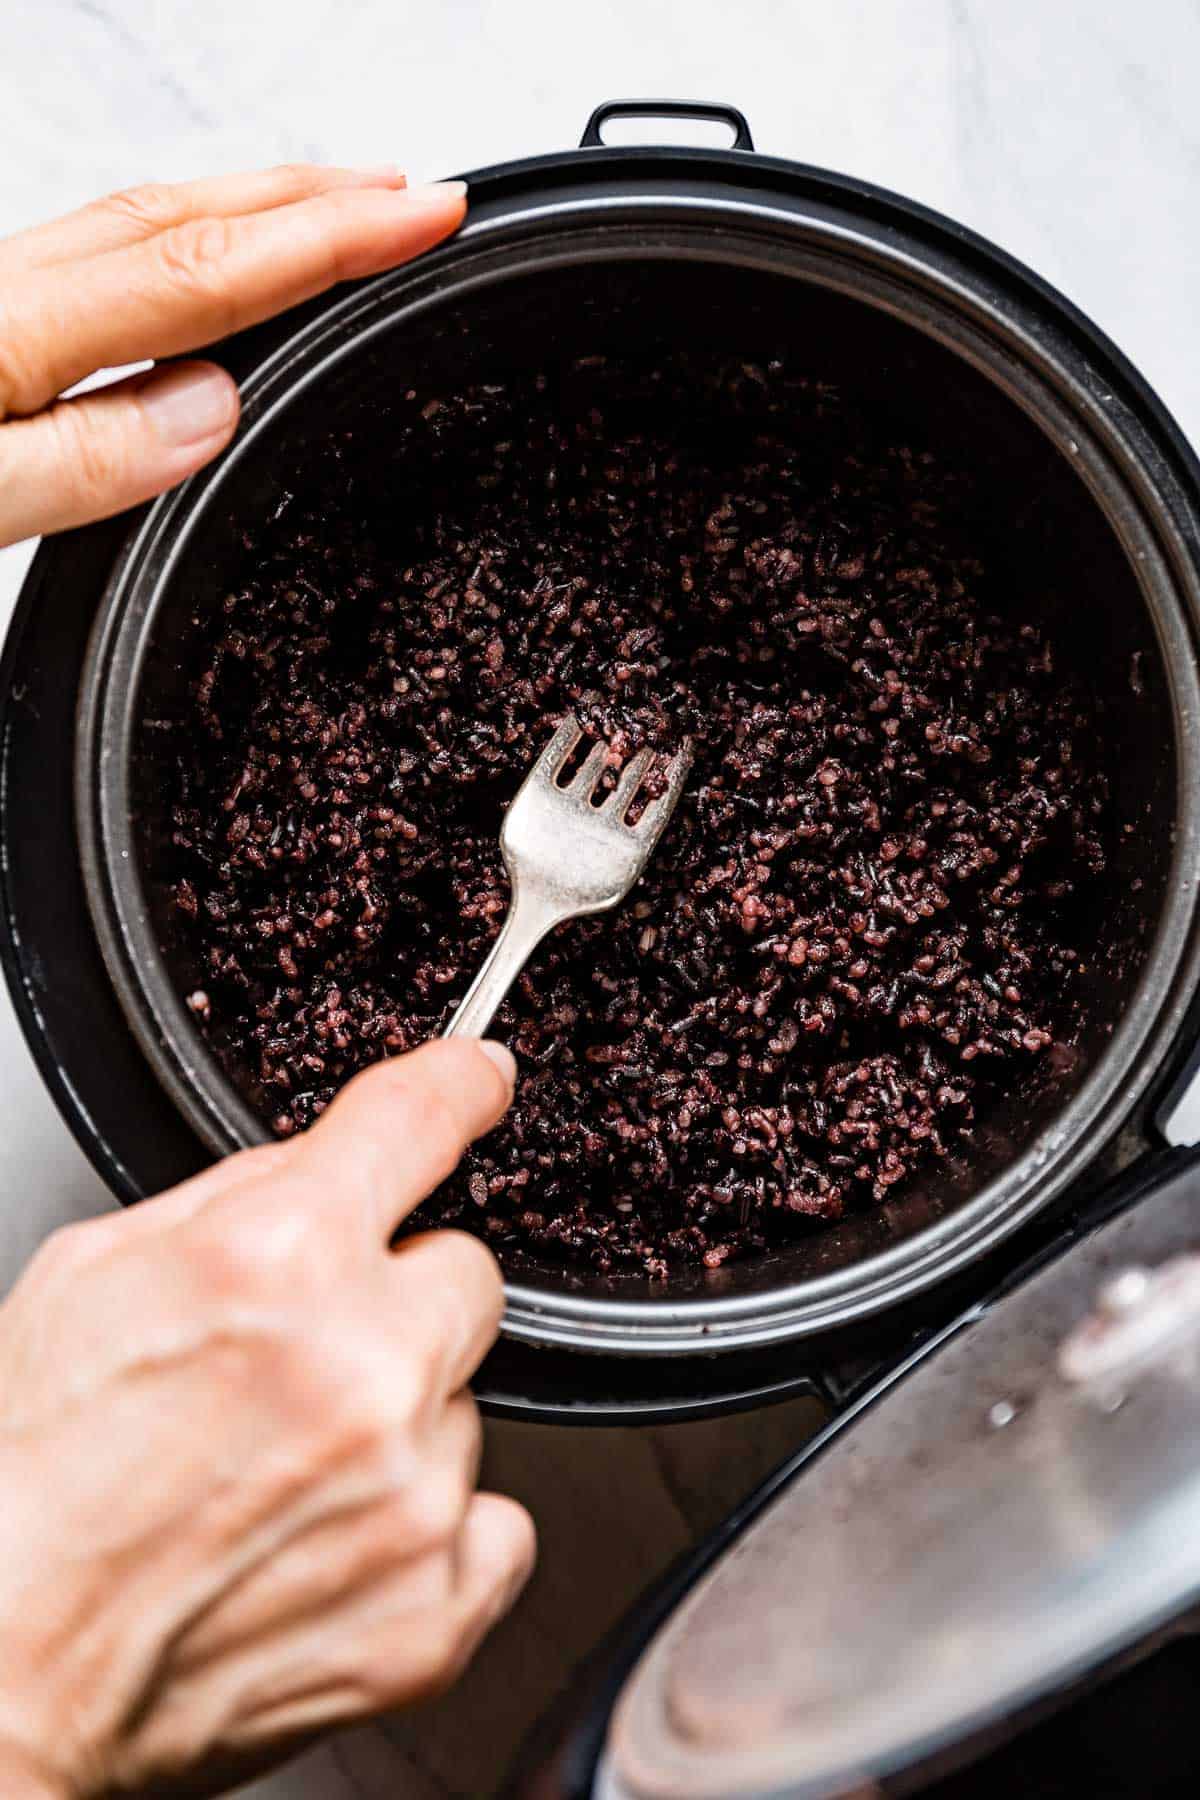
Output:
[600, 1156, 1200, 1798]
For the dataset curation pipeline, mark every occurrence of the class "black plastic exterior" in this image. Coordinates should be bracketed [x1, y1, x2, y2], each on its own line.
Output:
[5, 110, 1200, 1420]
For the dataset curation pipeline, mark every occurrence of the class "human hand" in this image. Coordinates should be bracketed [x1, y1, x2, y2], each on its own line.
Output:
[0, 163, 466, 545]
[0, 1038, 534, 1799]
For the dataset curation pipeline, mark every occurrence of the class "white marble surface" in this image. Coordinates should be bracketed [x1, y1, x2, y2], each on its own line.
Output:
[0, 1, 1198, 1794]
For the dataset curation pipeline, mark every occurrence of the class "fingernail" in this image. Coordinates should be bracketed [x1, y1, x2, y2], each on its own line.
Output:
[354, 163, 407, 186]
[142, 364, 237, 448]
[400, 179, 468, 205]
[478, 1039, 517, 1092]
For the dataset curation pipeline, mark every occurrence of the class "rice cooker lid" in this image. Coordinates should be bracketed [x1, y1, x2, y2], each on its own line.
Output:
[595, 1150, 1200, 1799]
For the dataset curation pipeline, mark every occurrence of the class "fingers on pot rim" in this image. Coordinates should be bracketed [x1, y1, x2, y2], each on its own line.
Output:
[0, 163, 408, 275]
[0, 181, 467, 420]
[0, 360, 239, 543]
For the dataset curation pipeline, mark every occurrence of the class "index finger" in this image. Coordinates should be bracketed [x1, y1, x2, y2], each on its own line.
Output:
[0, 180, 466, 419]
[0, 163, 408, 277]
[301, 1038, 517, 1242]
[389, 1232, 507, 1396]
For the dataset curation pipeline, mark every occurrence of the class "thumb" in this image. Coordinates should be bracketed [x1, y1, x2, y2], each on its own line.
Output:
[0, 359, 238, 544]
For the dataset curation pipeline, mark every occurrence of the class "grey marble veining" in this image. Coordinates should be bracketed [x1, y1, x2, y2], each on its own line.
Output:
[0, 2, 1197, 1794]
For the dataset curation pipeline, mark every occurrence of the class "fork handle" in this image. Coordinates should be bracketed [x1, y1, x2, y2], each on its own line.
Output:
[442, 888, 562, 1040]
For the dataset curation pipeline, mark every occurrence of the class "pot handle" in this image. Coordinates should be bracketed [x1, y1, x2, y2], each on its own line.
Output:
[580, 99, 754, 152]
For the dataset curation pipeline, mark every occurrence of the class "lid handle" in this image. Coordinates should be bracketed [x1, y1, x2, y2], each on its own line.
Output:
[579, 99, 754, 152]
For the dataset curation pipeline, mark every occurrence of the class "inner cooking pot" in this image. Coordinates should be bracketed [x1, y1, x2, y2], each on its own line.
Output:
[77, 187, 1200, 1356]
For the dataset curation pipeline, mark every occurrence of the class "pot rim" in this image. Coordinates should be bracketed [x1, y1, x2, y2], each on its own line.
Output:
[77, 185, 1200, 1356]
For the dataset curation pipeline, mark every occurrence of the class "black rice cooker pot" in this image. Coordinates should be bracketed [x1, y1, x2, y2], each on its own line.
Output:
[5, 100, 1200, 1422]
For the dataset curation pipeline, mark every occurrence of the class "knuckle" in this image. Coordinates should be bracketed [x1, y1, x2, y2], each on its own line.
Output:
[269, 161, 319, 197]
[209, 1335, 387, 1466]
[26, 1219, 102, 1282]
[220, 1140, 296, 1186]
[186, 1205, 320, 1298]
[100, 182, 179, 234]
[358, 1057, 464, 1167]
[440, 1226, 504, 1293]
[260, 1347, 382, 1454]
[388, 1342, 444, 1419]
[411, 1229, 504, 1322]
[155, 216, 237, 304]
[383, 1347, 436, 1424]
[0, 323, 39, 419]
[413, 1080, 460, 1150]
[390, 1472, 465, 1554]
[51, 402, 124, 509]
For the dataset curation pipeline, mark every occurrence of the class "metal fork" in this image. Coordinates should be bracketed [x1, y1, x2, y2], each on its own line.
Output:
[443, 714, 693, 1039]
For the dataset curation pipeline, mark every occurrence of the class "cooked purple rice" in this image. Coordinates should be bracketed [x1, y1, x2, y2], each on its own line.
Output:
[165, 354, 1108, 1277]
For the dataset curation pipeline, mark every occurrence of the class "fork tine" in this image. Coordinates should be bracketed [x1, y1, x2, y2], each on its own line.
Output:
[603, 746, 655, 819]
[632, 742, 694, 842]
[534, 713, 583, 785]
[568, 738, 611, 801]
